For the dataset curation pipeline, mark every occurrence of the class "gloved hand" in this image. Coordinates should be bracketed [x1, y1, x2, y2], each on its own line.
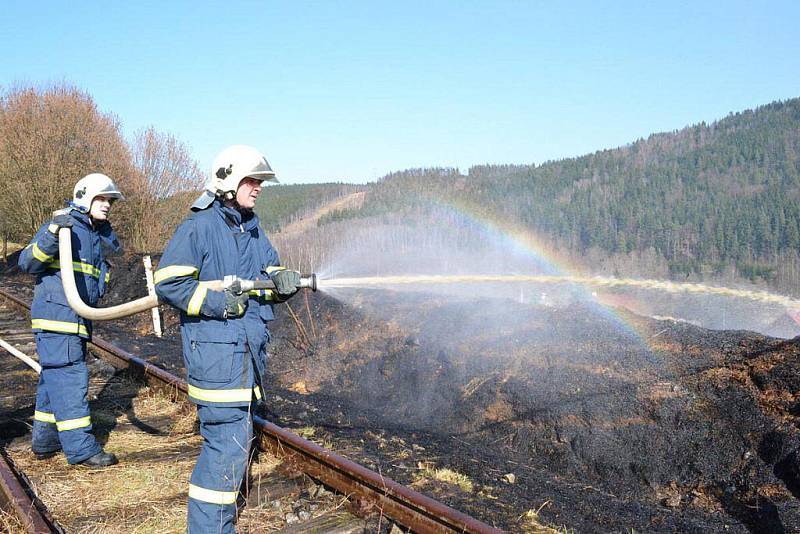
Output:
[271, 269, 301, 298]
[47, 212, 73, 235]
[224, 289, 249, 318]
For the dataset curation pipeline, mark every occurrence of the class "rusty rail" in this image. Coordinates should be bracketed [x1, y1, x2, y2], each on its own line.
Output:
[0, 448, 60, 533]
[0, 288, 501, 533]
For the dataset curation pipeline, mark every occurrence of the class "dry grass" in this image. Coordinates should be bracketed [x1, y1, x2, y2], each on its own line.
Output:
[294, 426, 316, 439]
[6, 378, 352, 532]
[414, 463, 474, 494]
[2, 241, 26, 256]
[519, 506, 573, 533]
[13, 384, 199, 533]
[235, 455, 287, 532]
[0, 507, 26, 533]
[285, 425, 339, 451]
[411, 464, 570, 533]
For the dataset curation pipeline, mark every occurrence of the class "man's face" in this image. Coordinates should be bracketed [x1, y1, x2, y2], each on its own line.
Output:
[89, 196, 113, 221]
[236, 177, 263, 209]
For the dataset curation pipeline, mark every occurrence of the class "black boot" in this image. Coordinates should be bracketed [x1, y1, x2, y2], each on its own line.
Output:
[34, 449, 61, 461]
[79, 450, 118, 467]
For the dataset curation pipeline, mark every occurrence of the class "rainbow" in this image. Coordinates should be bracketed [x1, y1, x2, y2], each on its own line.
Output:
[319, 194, 799, 342]
[422, 196, 657, 344]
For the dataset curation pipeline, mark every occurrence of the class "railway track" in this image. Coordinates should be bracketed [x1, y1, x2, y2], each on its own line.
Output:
[0, 287, 502, 533]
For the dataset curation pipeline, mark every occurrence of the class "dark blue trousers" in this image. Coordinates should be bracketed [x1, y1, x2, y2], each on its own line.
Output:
[188, 404, 254, 533]
[31, 332, 101, 464]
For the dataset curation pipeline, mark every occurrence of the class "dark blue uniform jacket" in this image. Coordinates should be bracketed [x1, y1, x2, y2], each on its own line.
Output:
[18, 207, 121, 339]
[154, 200, 282, 407]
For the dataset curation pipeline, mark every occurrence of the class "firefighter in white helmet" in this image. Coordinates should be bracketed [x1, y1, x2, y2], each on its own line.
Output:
[155, 145, 301, 532]
[191, 144, 279, 209]
[18, 173, 124, 467]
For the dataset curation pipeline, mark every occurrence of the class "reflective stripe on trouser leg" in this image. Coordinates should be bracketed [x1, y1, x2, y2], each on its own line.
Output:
[32, 373, 60, 454]
[38, 361, 101, 464]
[188, 404, 254, 534]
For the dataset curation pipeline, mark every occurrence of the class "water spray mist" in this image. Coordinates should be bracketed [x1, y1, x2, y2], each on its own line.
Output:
[317, 274, 800, 309]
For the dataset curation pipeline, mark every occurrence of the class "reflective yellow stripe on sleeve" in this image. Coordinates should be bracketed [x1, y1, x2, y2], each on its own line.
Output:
[48, 260, 102, 279]
[187, 385, 261, 404]
[34, 411, 56, 424]
[56, 416, 91, 432]
[32, 243, 53, 263]
[32, 319, 88, 336]
[188, 484, 238, 505]
[186, 286, 208, 316]
[265, 266, 286, 274]
[154, 265, 199, 285]
[248, 289, 275, 302]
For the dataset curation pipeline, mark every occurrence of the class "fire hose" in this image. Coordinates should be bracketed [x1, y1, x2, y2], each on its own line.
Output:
[0, 337, 41, 373]
[57, 227, 316, 321]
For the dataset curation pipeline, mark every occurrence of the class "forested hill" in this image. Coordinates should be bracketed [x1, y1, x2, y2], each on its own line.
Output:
[324, 98, 800, 288]
[255, 183, 363, 231]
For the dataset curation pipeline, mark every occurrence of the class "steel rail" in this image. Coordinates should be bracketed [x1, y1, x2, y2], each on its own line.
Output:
[0, 446, 60, 533]
[0, 288, 501, 533]
[0, 290, 61, 533]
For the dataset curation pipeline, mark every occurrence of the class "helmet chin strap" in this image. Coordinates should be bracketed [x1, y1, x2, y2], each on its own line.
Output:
[217, 190, 235, 205]
[231, 201, 253, 213]
[218, 191, 253, 213]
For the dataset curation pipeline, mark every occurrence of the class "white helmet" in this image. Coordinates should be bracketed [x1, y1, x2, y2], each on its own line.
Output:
[72, 173, 125, 213]
[191, 145, 277, 211]
[209, 145, 277, 198]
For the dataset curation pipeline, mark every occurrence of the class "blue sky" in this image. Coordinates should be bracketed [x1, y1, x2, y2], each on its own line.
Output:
[1, 1, 798, 184]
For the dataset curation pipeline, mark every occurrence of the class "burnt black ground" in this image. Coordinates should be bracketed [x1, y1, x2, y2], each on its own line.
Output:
[261, 291, 800, 533]
[4, 255, 800, 532]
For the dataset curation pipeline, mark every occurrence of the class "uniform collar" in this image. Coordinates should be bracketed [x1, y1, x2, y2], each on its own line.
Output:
[66, 203, 120, 253]
[216, 200, 259, 231]
[69, 206, 113, 232]
[68, 207, 93, 228]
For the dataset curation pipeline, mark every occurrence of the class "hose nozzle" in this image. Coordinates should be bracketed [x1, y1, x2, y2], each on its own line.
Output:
[222, 273, 318, 294]
[299, 273, 317, 292]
